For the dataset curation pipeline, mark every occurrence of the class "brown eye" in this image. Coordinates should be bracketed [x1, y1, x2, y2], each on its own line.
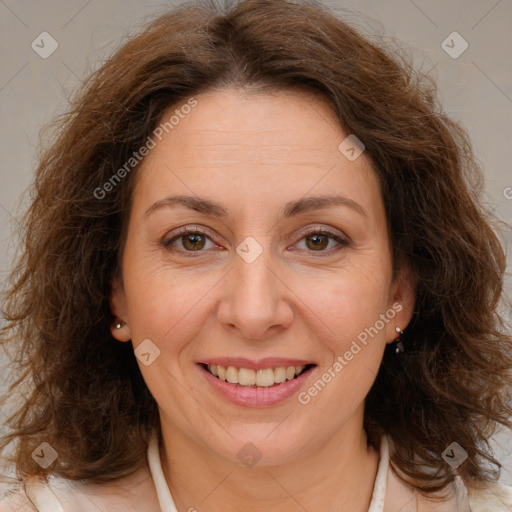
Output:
[181, 233, 206, 251]
[294, 229, 350, 255]
[163, 227, 217, 253]
[305, 234, 329, 251]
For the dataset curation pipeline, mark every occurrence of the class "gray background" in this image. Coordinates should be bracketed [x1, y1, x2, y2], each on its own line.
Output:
[0, 0, 511, 486]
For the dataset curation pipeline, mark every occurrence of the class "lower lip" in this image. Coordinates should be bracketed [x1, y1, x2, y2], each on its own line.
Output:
[200, 365, 315, 407]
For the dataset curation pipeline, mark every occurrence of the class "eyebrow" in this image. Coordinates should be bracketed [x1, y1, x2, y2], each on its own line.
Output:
[144, 194, 367, 219]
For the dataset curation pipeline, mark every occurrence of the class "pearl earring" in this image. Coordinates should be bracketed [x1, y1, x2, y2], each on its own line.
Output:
[394, 326, 405, 354]
[113, 319, 125, 330]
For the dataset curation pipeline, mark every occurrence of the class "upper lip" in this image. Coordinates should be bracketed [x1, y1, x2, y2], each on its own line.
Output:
[199, 357, 315, 370]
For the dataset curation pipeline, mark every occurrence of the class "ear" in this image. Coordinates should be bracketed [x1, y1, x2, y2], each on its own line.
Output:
[109, 276, 131, 342]
[385, 260, 416, 344]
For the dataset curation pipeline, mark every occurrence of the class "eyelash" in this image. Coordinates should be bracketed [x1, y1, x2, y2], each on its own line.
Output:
[162, 225, 350, 256]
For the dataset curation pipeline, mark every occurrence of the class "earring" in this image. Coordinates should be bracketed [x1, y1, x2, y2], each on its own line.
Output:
[113, 319, 125, 330]
[111, 318, 131, 342]
[393, 326, 405, 354]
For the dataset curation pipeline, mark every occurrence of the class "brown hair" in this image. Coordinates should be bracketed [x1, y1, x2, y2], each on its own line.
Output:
[1, 0, 511, 494]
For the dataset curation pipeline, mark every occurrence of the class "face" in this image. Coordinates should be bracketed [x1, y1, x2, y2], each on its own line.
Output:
[110, 88, 414, 466]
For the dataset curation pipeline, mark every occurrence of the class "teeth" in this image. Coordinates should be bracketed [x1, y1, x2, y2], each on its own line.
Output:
[274, 367, 286, 383]
[238, 368, 256, 386]
[286, 366, 296, 380]
[206, 364, 308, 387]
[256, 368, 275, 387]
[226, 366, 238, 384]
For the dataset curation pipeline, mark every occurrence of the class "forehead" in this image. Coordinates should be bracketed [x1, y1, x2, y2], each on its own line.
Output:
[156, 88, 346, 162]
[133, 88, 382, 220]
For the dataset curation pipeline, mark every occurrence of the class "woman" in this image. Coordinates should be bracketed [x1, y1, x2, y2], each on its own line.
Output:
[1, 0, 511, 510]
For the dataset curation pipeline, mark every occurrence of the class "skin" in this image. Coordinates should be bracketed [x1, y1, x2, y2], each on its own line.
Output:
[110, 88, 415, 512]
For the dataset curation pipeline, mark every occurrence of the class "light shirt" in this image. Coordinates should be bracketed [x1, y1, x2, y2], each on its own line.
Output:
[2, 433, 511, 511]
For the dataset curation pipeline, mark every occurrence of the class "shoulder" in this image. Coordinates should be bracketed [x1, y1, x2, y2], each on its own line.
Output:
[0, 484, 38, 511]
[387, 458, 512, 512]
[467, 480, 512, 511]
[0, 464, 161, 512]
[0, 476, 72, 512]
[415, 478, 512, 511]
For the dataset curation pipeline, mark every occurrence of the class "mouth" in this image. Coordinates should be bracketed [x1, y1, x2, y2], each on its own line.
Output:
[199, 363, 316, 388]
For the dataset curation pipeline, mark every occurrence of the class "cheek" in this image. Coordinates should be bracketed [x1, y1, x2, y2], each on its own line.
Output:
[296, 265, 392, 345]
[298, 275, 392, 414]
[123, 271, 215, 404]
[123, 261, 217, 353]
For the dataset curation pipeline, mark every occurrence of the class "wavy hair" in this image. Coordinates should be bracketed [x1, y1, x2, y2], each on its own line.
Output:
[1, 0, 511, 493]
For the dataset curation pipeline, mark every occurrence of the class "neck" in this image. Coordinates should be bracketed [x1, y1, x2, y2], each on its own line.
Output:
[158, 416, 379, 512]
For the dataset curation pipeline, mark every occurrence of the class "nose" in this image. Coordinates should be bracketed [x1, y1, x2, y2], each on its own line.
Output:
[217, 246, 294, 341]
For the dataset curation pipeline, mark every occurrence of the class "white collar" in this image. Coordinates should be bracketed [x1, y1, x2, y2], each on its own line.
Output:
[147, 434, 390, 512]
[23, 431, 511, 511]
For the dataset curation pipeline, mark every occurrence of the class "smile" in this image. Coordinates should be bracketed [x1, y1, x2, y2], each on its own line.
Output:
[204, 364, 313, 387]
[199, 360, 317, 407]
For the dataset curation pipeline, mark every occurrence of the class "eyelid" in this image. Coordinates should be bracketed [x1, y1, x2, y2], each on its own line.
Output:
[294, 224, 350, 243]
[162, 223, 351, 253]
[162, 225, 219, 247]
[291, 226, 351, 256]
